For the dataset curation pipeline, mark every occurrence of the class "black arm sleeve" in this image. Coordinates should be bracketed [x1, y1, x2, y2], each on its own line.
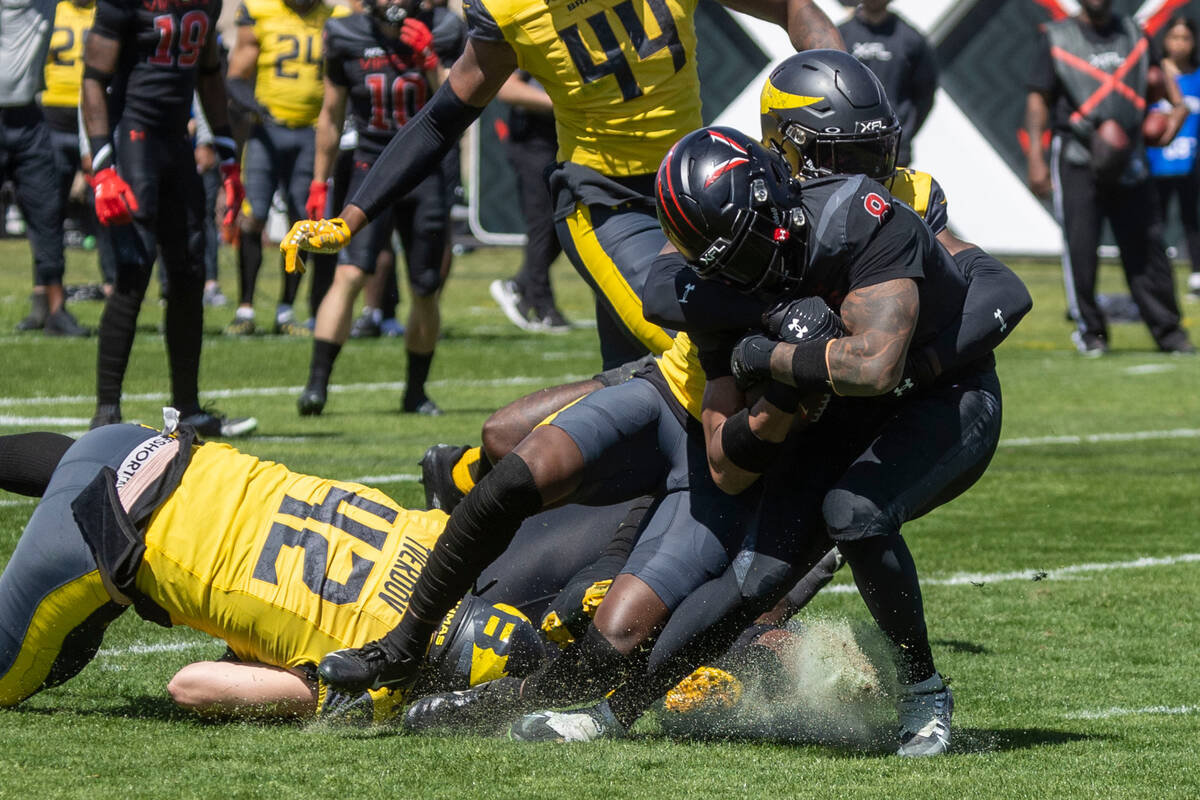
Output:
[226, 76, 268, 118]
[908, 247, 1032, 381]
[90, 0, 134, 41]
[909, 39, 938, 137]
[642, 253, 766, 333]
[347, 83, 484, 221]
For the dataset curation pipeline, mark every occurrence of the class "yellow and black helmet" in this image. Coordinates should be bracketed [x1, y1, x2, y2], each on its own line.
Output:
[760, 50, 901, 181]
[424, 596, 546, 691]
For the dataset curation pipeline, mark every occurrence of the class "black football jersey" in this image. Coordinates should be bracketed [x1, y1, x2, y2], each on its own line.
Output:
[91, 0, 222, 131]
[324, 12, 440, 156]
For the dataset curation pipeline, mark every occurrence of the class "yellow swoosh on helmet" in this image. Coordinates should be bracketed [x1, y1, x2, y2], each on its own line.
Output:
[760, 80, 823, 115]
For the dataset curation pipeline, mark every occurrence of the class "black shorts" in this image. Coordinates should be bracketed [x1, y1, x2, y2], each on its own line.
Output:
[241, 122, 316, 223]
[756, 368, 1003, 557]
[339, 150, 447, 296]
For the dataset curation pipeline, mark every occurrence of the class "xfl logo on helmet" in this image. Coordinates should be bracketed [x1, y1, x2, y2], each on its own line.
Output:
[855, 119, 886, 133]
[863, 192, 890, 220]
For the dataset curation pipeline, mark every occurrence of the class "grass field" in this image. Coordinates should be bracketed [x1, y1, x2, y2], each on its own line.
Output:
[0, 237, 1198, 799]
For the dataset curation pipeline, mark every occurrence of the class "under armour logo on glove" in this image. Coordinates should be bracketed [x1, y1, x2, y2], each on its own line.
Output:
[763, 296, 846, 344]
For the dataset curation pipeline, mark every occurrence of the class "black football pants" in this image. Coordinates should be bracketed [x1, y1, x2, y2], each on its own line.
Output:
[1053, 140, 1188, 349]
[0, 104, 65, 287]
[506, 134, 561, 311]
[95, 122, 206, 411]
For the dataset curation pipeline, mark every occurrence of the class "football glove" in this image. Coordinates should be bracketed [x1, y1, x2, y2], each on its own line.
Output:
[730, 334, 777, 390]
[280, 218, 352, 274]
[315, 678, 407, 726]
[306, 179, 329, 220]
[400, 18, 439, 71]
[762, 296, 846, 344]
[89, 168, 139, 226]
[219, 163, 245, 242]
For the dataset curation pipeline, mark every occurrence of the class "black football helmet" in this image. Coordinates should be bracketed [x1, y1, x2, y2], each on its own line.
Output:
[363, 0, 413, 25]
[655, 126, 807, 293]
[760, 50, 901, 180]
[423, 596, 546, 691]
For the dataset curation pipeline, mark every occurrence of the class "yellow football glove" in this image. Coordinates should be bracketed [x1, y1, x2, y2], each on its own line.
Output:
[280, 218, 352, 274]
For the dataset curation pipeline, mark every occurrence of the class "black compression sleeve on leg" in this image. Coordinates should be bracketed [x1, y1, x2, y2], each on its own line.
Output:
[238, 234, 262, 306]
[373, 454, 544, 666]
[349, 84, 484, 222]
[837, 533, 935, 685]
[0, 433, 75, 496]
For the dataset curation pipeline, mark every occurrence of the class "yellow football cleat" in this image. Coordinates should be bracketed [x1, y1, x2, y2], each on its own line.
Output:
[663, 666, 744, 715]
[279, 218, 352, 274]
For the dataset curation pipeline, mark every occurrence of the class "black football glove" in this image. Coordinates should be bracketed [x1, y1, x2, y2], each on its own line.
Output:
[730, 334, 778, 390]
[762, 296, 846, 344]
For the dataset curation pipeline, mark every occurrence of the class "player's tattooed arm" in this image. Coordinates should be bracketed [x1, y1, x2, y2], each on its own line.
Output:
[767, 278, 917, 396]
[825, 278, 917, 395]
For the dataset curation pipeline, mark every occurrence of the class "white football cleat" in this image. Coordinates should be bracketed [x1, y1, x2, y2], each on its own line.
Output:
[896, 672, 953, 757]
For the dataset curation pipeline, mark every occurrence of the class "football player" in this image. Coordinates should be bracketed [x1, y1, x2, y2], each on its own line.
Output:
[223, 0, 348, 337]
[81, 0, 256, 436]
[0, 425, 656, 719]
[278, 0, 843, 369]
[41, 0, 116, 305]
[294, 0, 462, 416]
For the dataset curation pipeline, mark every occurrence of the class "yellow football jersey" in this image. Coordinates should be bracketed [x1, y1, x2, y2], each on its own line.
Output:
[464, 0, 702, 176]
[237, 0, 348, 126]
[136, 442, 448, 670]
[42, 0, 94, 109]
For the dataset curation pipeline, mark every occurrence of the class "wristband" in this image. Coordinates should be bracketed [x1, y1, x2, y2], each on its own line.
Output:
[82, 64, 114, 87]
[720, 409, 780, 474]
[762, 381, 801, 413]
[211, 125, 238, 164]
[789, 340, 831, 392]
[89, 135, 114, 172]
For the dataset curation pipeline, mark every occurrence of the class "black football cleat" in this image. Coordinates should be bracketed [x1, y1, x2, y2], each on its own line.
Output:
[89, 404, 122, 430]
[179, 409, 258, 438]
[418, 444, 469, 512]
[318, 642, 420, 694]
[404, 676, 525, 733]
[297, 386, 327, 416]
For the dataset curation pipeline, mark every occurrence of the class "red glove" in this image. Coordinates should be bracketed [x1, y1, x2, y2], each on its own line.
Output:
[307, 179, 329, 221]
[400, 18, 438, 71]
[220, 163, 246, 243]
[89, 167, 139, 226]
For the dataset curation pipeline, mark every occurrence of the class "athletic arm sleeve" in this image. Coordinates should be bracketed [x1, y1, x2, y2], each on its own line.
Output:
[1026, 32, 1055, 93]
[642, 253, 766, 333]
[90, 0, 134, 41]
[347, 82, 484, 221]
[908, 36, 938, 137]
[908, 247, 1032, 381]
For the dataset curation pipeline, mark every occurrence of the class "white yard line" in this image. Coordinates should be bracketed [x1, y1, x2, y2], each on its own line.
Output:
[1000, 429, 1200, 447]
[1065, 705, 1200, 720]
[0, 374, 592, 409]
[825, 552, 1200, 593]
[96, 641, 212, 657]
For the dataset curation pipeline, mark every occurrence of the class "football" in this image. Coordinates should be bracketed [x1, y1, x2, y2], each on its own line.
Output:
[1143, 110, 1172, 147]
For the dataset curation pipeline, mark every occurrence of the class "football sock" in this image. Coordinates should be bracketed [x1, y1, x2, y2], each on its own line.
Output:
[276, 304, 294, 325]
[837, 533, 936, 685]
[96, 291, 143, 407]
[163, 272, 203, 411]
[280, 259, 301, 306]
[307, 339, 342, 391]
[237, 234, 262, 306]
[308, 253, 335, 317]
[520, 626, 635, 707]
[403, 350, 434, 410]
[0, 432, 74, 496]
[451, 447, 483, 495]
[374, 454, 542, 668]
